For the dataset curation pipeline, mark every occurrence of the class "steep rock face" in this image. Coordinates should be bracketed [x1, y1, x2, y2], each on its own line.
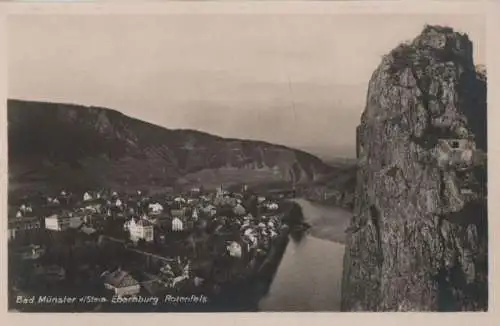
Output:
[341, 25, 487, 311]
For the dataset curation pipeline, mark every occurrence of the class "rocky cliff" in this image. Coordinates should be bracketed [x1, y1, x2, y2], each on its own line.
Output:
[341, 25, 487, 311]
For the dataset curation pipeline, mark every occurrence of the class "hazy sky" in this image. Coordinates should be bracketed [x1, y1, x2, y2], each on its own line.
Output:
[8, 14, 485, 159]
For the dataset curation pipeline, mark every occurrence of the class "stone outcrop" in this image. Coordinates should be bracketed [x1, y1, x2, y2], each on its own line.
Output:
[341, 25, 487, 311]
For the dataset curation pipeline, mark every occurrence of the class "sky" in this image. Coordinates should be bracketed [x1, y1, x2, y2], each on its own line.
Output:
[8, 14, 485, 160]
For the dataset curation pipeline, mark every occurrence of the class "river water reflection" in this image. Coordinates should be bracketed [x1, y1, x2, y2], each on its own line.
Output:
[259, 199, 351, 311]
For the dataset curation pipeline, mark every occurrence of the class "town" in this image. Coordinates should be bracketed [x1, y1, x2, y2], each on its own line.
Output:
[8, 184, 302, 312]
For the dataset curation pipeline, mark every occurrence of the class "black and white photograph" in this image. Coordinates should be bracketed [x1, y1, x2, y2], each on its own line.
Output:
[4, 4, 488, 313]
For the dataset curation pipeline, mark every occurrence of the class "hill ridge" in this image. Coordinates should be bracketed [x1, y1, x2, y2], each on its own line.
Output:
[8, 99, 334, 195]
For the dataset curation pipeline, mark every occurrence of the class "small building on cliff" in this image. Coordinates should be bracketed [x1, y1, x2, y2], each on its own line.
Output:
[436, 138, 476, 168]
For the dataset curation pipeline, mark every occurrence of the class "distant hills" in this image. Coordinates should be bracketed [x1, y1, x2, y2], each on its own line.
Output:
[8, 99, 355, 199]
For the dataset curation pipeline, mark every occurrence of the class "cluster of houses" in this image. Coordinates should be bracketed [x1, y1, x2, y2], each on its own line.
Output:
[221, 197, 282, 260]
[9, 184, 287, 302]
[100, 256, 196, 299]
[9, 187, 200, 241]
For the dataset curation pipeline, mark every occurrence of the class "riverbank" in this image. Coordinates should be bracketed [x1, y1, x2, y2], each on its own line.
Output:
[259, 235, 344, 311]
[259, 198, 349, 311]
[291, 198, 351, 244]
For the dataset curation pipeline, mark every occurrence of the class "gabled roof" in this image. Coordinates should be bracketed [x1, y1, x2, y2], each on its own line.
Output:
[152, 212, 171, 219]
[80, 226, 97, 235]
[103, 269, 139, 288]
[172, 216, 184, 224]
[136, 219, 153, 227]
[170, 208, 186, 217]
[233, 204, 246, 215]
[45, 214, 60, 220]
[82, 198, 104, 205]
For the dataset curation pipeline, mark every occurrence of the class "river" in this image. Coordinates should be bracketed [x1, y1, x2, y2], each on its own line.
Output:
[259, 198, 351, 311]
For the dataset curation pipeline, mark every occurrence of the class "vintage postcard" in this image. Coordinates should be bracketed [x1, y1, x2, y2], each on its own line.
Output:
[0, 1, 497, 323]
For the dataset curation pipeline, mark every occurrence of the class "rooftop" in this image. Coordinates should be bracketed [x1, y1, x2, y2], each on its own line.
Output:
[103, 269, 139, 288]
[135, 219, 154, 227]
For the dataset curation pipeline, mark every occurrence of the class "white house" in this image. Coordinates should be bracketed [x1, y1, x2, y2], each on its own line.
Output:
[20, 204, 32, 214]
[115, 199, 123, 207]
[227, 241, 243, 258]
[172, 217, 184, 232]
[266, 202, 279, 211]
[174, 197, 186, 204]
[83, 192, 93, 201]
[148, 202, 164, 214]
[16, 211, 23, 218]
[192, 208, 199, 221]
[126, 218, 154, 243]
[102, 269, 140, 297]
[45, 215, 67, 231]
[45, 214, 83, 231]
